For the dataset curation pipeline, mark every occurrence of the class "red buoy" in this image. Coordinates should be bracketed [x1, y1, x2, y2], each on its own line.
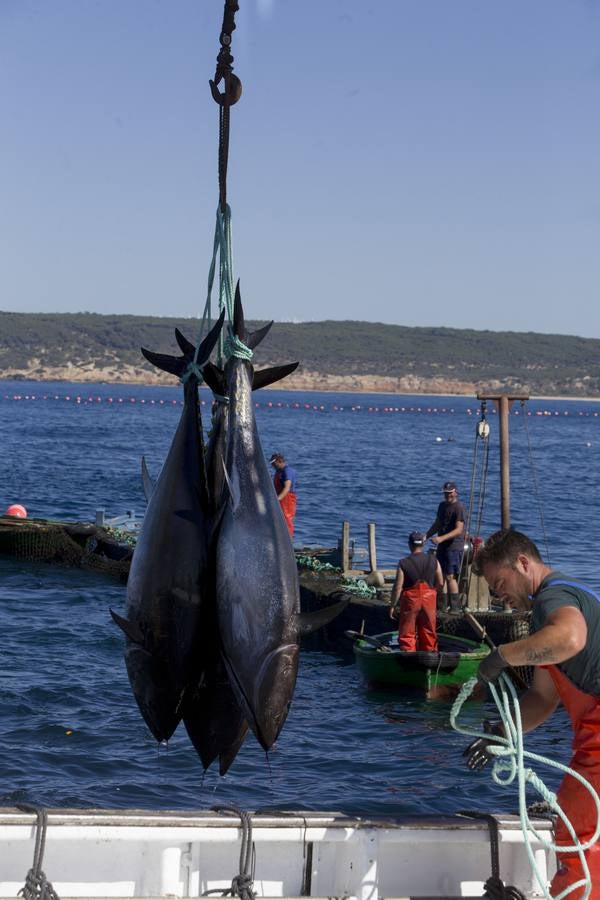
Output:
[5, 504, 27, 518]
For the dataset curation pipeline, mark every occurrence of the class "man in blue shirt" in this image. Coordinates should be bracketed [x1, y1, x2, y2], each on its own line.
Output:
[270, 452, 297, 538]
[426, 480, 466, 612]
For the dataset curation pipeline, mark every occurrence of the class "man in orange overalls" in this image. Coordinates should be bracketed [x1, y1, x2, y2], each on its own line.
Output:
[464, 529, 600, 899]
[270, 452, 297, 539]
[390, 532, 444, 652]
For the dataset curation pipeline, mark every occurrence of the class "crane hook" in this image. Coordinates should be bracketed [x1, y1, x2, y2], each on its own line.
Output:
[210, 72, 242, 106]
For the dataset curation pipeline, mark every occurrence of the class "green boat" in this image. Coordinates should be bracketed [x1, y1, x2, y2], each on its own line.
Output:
[350, 631, 490, 700]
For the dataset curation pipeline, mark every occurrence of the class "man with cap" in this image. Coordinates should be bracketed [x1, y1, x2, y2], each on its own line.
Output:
[389, 532, 444, 651]
[426, 481, 466, 612]
[270, 452, 297, 538]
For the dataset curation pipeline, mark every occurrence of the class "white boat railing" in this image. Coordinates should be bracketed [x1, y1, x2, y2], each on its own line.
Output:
[0, 808, 555, 900]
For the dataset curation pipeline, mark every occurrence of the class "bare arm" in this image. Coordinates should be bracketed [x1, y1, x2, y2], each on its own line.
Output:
[434, 561, 444, 590]
[390, 565, 405, 610]
[277, 479, 292, 500]
[432, 519, 464, 546]
[517, 666, 561, 733]
[499, 606, 587, 668]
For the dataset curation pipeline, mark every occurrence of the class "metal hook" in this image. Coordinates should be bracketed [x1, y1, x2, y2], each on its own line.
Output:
[210, 73, 243, 106]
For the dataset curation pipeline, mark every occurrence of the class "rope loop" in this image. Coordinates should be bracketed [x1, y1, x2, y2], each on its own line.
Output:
[180, 361, 205, 385]
[224, 328, 253, 361]
[209, 806, 256, 900]
[16, 804, 60, 900]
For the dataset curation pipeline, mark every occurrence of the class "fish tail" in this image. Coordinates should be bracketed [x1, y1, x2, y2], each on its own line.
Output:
[231, 281, 273, 350]
[141, 311, 225, 378]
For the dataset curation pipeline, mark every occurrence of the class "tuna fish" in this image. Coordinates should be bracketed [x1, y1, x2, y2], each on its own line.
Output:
[110, 312, 224, 743]
[177, 351, 299, 774]
[213, 284, 303, 751]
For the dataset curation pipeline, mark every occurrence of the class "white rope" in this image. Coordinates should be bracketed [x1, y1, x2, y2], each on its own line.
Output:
[451, 674, 600, 899]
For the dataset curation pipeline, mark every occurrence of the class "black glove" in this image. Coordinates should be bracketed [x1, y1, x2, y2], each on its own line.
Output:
[477, 646, 508, 684]
[463, 720, 504, 771]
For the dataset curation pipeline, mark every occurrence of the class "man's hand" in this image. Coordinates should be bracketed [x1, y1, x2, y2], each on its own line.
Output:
[477, 647, 508, 684]
[389, 605, 399, 620]
[463, 720, 505, 771]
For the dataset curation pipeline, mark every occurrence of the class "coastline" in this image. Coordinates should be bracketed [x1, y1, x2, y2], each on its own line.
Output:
[2, 368, 600, 402]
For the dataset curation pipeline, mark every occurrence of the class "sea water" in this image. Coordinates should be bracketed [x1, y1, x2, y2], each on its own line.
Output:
[1, 381, 597, 815]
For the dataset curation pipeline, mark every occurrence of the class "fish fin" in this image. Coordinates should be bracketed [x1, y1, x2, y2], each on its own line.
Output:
[232, 281, 245, 340]
[110, 609, 145, 645]
[231, 280, 274, 350]
[246, 320, 273, 350]
[252, 362, 299, 390]
[203, 361, 226, 395]
[174, 328, 196, 356]
[141, 455, 155, 502]
[141, 312, 225, 379]
[140, 347, 184, 377]
[296, 595, 349, 636]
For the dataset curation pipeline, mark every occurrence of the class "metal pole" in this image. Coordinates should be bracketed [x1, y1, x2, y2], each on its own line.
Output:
[476, 391, 529, 532]
[499, 394, 511, 529]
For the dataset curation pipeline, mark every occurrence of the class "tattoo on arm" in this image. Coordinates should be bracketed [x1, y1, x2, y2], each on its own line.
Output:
[526, 646, 555, 664]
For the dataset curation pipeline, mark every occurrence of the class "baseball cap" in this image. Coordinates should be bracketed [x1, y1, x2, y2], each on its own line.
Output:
[269, 453, 281, 464]
[408, 531, 425, 545]
[442, 481, 457, 492]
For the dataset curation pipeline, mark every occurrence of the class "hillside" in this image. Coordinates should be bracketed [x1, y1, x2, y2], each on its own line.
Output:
[1, 311, 599, 396]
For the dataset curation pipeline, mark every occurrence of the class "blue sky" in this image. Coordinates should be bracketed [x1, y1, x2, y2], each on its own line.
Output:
[1, 1, 599, 335]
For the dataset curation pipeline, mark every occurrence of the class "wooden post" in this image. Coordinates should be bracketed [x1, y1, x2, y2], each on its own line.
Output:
[341, 521, 350, 573]
[476, 391, 529, 530]
[368, 522, 377, 572]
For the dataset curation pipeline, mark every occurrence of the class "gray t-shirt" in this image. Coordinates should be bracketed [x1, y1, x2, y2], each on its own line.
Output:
[531, 570, 600, 696]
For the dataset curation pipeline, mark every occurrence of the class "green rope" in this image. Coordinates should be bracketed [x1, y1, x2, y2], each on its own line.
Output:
[294, 555, 377, 597]
[201, 204, 252, 365]
[451, 675, 600, 899]
[295, 555, 340, 573]
[224, 328, 253, 361]
[180, 361, 206, 385]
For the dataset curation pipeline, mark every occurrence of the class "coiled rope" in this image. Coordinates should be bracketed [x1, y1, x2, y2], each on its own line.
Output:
[451, 675, 600, 899]
[16, 804, 60, 900]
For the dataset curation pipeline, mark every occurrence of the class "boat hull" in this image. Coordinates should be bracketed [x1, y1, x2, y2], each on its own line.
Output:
[0, 807, 555, 900]
[353, 632, 489, 699]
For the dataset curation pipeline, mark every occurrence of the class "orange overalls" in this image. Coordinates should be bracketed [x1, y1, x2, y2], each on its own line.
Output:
[545, 665, 600, 899]
[397, 554, 438, 652]
[273, 471, 296, 538]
